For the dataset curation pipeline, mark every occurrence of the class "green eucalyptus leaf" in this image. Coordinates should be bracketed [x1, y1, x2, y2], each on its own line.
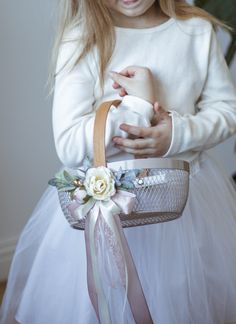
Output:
[54, 170, 66, 180]
[63, 170, 74, 182]
[54, 180, 70, 187]
[120, 180, 135, 189]
[119, 186, 130, 191]
[48, 179, 58, 187]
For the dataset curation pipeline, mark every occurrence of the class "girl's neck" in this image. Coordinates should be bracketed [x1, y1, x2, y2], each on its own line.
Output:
[110, 3, 169, 29]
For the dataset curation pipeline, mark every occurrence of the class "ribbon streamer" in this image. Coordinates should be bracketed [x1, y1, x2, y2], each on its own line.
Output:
[70, 190, 153, 324]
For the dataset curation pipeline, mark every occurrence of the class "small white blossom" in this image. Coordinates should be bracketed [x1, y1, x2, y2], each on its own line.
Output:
[73, 188, 87, 203]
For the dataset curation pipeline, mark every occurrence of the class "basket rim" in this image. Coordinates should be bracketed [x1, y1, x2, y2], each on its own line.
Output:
[107, 157, 189, 172]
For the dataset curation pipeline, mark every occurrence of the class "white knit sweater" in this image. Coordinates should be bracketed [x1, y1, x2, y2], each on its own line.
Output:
[52, 17, 236, 168]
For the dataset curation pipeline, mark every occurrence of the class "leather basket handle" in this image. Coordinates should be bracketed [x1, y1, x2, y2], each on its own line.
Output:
[93, 100, 121, 167]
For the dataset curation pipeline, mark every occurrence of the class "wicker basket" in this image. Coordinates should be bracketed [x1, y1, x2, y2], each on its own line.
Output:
[58, 100, 190, 230]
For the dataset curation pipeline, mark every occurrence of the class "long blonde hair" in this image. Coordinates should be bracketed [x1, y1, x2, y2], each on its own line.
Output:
[47, 0, 225, 95]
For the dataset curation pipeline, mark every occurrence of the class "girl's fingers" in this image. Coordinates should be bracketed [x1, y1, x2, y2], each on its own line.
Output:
[114, 144, 156, 156]
[111, 66, 137, 78]
[112, 136, 155, 149]
[110, 71, 131, 89]
[112, 79, 127, 96]
[153, 102, 161, 112]
[119, 88, 127, 97]
[151, 102, 171, 125]
[112, 81, 121, 89]
[109, 66, 138, 89]
[127, 133, 139, 140]
[119, 123, 154, 138]
[154, 102, 168, 117]
[111, 77, 127, 96]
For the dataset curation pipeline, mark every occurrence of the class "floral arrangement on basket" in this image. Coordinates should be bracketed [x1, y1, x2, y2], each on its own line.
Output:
[48, 158, 142, 220]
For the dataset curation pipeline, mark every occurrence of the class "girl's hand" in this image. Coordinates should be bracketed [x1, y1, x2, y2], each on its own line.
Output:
[110, 66, 156, 104]
[112, 103, 172, 158]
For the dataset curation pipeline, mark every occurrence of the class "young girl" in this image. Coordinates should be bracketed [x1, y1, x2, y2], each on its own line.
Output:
[1, 0, 236, 323]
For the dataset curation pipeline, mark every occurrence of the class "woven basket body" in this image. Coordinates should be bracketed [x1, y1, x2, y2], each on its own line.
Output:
[58, 159, 189, 230]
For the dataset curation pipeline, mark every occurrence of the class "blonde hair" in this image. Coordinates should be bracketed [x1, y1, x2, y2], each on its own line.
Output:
[47, 0, 225, 96]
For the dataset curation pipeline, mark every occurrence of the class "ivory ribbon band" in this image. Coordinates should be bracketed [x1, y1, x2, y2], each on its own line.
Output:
[108, 157, 189, 172]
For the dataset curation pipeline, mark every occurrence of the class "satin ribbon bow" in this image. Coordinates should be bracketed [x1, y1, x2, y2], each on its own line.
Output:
[68, 190, 153, 324]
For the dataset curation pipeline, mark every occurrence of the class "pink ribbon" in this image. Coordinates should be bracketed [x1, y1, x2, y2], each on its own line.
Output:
[69, 190, 153, 324]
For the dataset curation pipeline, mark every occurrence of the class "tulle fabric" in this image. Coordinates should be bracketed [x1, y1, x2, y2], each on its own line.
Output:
[1, 152, 236, 324]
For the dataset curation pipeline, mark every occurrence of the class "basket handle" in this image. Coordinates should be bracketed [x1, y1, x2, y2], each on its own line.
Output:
[93, 100, 121, 167]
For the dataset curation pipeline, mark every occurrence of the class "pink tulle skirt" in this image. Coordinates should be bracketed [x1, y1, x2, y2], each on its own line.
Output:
[1, 152, 236, 324]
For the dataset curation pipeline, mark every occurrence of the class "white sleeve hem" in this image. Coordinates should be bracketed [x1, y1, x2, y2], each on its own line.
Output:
[121, 95, 154, 121]
[161, 110, 182, 157]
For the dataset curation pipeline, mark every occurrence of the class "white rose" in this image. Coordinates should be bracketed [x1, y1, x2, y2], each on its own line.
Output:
[84, 166, 116, 201]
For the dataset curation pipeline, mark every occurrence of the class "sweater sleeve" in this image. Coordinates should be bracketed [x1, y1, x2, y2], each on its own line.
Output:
[52, 36, 153, 168]
[162, 27, 236, 157]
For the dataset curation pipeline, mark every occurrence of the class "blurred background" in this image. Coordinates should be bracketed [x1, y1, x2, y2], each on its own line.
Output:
[0, 0, 236, 281]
